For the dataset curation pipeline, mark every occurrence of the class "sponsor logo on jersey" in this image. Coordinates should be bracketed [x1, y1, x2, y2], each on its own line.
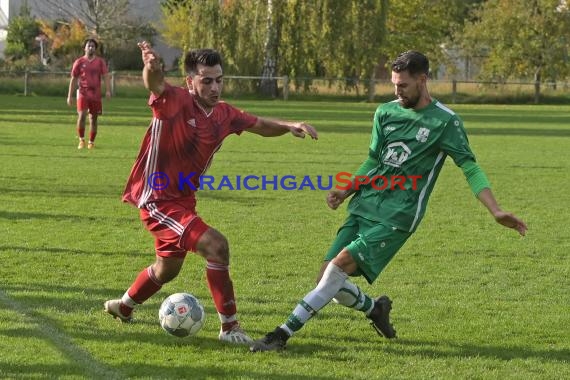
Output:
[416, 127, 430, 143]
[383, 142, 411, 167]
[385, 126, 396, 132]
[187, 118, 196, 128]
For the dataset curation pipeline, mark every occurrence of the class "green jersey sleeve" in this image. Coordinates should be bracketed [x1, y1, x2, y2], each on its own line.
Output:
[461, 159, 491, 195]
[439, 115, 475, 167]
[347, 107, 382, 189]
[369, 106, 384, 157]
[354, 156, 378, 176]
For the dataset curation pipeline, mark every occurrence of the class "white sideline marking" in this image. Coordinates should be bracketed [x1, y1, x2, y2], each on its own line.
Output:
[0, 289, 123, 379]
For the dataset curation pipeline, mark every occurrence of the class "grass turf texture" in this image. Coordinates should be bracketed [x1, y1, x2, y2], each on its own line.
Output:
[0, 94, 568, 379]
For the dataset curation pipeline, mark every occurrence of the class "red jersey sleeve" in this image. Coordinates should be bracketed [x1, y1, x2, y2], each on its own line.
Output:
[219, 102, 258, 135]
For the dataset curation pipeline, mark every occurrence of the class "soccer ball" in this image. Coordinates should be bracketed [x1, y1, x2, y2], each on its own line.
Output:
[158, 293, 206, 337]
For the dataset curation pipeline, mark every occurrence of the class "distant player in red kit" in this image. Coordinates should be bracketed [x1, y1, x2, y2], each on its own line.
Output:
[104, 41, 318, 344]
[67, 38, 111, 149]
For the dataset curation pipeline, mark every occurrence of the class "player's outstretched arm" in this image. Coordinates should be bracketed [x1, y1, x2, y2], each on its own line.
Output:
[247, 117, 318, 139]
[138, 41, 165, 96]
[477, 188, 528, 236]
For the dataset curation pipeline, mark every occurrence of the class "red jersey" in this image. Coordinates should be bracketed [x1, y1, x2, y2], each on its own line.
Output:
[122, 83, 258, 208]
[71, 56, 108, 100]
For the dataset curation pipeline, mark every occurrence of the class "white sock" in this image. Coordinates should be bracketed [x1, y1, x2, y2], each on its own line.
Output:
[218, 314, 237, 324]
[121, 289, 137, 308]
[283, 263, 348, 334]
[333, 279, 374, 314]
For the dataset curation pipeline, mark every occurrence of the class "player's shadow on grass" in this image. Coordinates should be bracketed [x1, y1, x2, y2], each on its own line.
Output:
[248, 313, 570, 364]
[359, 337, 570, 364]
[106, 361, 338, 380]
[116, 363, 338, 380]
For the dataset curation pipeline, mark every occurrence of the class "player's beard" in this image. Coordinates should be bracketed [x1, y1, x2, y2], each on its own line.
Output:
[398, 83, 422, 109]
[195, 93, 219, 112]
[399, 92, 420, 109]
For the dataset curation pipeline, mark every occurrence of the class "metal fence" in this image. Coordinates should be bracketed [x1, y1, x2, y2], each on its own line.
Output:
[0, 70, 292, 99]
[1, 70, 569, 102]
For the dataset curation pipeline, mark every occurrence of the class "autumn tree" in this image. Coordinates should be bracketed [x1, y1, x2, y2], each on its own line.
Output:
[38, 19, 88, 69]
[458, 0, 570, 103]
[4, 3, 40, 66]
[37, 0, 156, 69]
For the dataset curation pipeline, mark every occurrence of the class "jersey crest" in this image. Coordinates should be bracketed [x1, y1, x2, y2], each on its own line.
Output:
[416, 127, 430, 143]
[383, 142, 411, 168]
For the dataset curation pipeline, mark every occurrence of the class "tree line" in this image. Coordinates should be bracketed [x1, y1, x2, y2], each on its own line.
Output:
[2, 0, 569, 102]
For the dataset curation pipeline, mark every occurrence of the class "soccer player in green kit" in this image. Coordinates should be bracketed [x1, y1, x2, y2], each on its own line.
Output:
[250, 50, 528, 352]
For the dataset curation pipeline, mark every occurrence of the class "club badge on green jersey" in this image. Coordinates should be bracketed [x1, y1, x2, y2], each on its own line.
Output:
[383, 142, 411, 168]
[415, 127, 430, 143]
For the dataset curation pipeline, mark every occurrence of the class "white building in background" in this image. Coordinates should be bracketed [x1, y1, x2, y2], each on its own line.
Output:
[0, 0, 17, 59]
[0, 0, 181, 69]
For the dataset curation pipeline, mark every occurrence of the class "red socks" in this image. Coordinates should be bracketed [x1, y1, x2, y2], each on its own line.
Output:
[76, 130, 95, 142]
[206, 261, 237, 330]
[127, 266, 163, 305]
[120, 263, 238, 331]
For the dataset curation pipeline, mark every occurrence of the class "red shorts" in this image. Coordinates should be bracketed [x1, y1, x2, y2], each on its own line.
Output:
[77, 95, 102, 115]
[140, 197, 210, 258]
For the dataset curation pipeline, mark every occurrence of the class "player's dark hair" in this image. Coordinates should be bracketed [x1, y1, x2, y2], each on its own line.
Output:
[391, 51, 429, 77]
[184, 49, 223, 75]
[84, 38, 98, 49]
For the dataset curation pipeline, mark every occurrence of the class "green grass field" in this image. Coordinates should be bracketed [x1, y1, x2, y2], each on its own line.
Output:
[0, 94, 569, 379]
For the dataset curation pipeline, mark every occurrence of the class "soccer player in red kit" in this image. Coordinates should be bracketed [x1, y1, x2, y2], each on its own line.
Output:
[104, 41, 318, 344]
[67, 38, 111, 150]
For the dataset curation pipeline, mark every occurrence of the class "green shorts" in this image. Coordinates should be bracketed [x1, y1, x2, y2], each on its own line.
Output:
[324, 214, 412, 284]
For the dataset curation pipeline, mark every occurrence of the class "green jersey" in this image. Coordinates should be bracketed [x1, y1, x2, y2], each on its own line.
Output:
[348, 99, 475, 232]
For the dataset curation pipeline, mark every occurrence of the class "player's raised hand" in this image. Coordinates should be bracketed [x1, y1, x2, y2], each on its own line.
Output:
[138, 41, 165, 95]
[290, 122, 318, 140]
[138, 41, 161, 72]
